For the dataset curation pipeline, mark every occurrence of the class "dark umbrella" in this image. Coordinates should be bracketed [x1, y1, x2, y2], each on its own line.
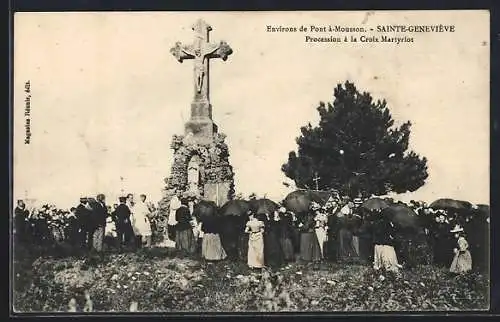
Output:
[218, 200, 248, 259]
[220, 200, 250, 217]
[430, 198, 472, 210]
[309, 190, 333, 204]
[283, 190, 312, 214]
[283, 190, 333, 214]
[193, 200, 219, 221]
[254, 198, 280, 216]
[477, 204, 490, 216]
[382, 204, 419, 231]
[362, 197, 390, 211]
[248, 198, 260, 213]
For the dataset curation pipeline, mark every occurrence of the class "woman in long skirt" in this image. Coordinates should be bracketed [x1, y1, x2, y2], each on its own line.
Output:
[314, 210, 328, 259]
[449, 228, 472, 274]
[245, 213, 265, 269]
[263, 212, 284, 268]
[239, 213, 250, 262]
[299, 212, 322, 263]
[373, 214, 401, 272]
[131, 198, 152, 248]
[277, 208, 295, 262]
[219, 215, 241, 261]
[175, 200, 196, 254]
[338, 215, 359, 262]
[433, 212, 454, 267]
[201, 216, 227, 261]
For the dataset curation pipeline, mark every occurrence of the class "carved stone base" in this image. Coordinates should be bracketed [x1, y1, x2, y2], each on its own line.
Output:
[191, 100, 213, 119]
[160, 132, 235, 211]
[184, 119, 218, 145]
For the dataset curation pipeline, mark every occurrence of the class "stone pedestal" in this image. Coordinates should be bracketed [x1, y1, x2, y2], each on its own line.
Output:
[191, 100, 213, 119]
[184, 120, 218, 145]
[161, 131, 235, 207]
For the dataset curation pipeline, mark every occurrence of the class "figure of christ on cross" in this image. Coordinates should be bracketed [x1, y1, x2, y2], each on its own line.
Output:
[170, 19, 233, 103]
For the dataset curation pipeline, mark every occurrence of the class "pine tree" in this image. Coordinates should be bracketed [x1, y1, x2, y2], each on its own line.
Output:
[282, 81, 428, 198]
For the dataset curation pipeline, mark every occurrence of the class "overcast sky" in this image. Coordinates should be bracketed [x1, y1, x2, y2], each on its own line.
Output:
[13, 11, 489, 208]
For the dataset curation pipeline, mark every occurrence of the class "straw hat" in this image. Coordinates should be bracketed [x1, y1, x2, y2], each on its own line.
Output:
[450, 224, 464, 233]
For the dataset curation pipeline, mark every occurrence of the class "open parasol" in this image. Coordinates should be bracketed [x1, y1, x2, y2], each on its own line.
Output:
[282, 190, 313, 214]
[193, 200, 219, 221]
[254, 198, 280, 216]
[248, 198, 260, 213]
[282, 190, 333, 214]
[219, 199, 250, 217]
[362, 197, 390, 211]
[309, 190, 333, 204]
[429, 198, 472, 210]
[382, 203, 419, 231]
[476, 204, 490, 216]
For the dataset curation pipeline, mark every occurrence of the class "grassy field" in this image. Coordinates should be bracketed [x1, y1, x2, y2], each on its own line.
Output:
[12, 245, 489, 313]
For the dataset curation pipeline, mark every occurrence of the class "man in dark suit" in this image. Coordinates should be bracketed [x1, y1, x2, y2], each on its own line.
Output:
[114, 196, 135, 250]
[65, 207, 79, 246]
[75, 197, 92, 249]
[91, 194, 108, 252]
[326, 205, 340, 262]
[14, 200, 29, 243]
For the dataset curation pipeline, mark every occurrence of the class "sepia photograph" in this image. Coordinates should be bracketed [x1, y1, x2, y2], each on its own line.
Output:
[12, 10, 490, 313]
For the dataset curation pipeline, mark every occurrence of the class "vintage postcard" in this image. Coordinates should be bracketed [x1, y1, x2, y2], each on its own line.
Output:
[12, 10, 490, 313]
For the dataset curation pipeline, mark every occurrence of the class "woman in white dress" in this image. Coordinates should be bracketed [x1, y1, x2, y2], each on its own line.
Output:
[131, 194, 152, 248]
[245, 213, 265, 269]
[449, 226, 472, 274]
[167, 192, 182, 241]
[314, 207, 328, 259]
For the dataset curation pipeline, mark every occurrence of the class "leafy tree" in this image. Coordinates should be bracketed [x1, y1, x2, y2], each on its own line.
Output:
[282, 81, 428, 198]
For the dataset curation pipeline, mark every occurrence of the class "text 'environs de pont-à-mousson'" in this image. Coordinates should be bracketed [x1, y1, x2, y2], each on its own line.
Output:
[266, 24, 456, 33]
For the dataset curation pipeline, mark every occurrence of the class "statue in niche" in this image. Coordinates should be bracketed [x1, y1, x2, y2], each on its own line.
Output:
[187, 155, 201, 193]
[184, 130, 195, 145]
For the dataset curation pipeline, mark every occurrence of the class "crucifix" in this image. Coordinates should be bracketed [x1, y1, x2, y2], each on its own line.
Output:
[170, 19, 233, 105]
[312, 172, 321, 191]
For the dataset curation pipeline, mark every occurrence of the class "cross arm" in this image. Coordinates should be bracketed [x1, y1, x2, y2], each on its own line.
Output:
[206, 41, 233, 61]
[170, 42, 195, 63]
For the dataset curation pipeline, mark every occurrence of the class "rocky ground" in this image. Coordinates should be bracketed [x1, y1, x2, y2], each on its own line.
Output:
[13, 245, 489, 312]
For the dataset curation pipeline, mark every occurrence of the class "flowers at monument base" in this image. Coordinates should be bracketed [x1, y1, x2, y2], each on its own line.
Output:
[170, 135, 185, 151]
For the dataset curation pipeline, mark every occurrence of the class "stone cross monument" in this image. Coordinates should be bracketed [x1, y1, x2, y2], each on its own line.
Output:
[159, 19, 235, 218]
[170, 18, 233, 145]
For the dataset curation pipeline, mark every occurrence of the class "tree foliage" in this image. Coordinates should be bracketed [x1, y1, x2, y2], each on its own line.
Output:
[282, 81, 428, 198]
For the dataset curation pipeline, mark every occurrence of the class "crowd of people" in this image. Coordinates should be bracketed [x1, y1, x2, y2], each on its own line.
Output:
[13, 194, 158, 253]
[13, 191, 489, 276]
